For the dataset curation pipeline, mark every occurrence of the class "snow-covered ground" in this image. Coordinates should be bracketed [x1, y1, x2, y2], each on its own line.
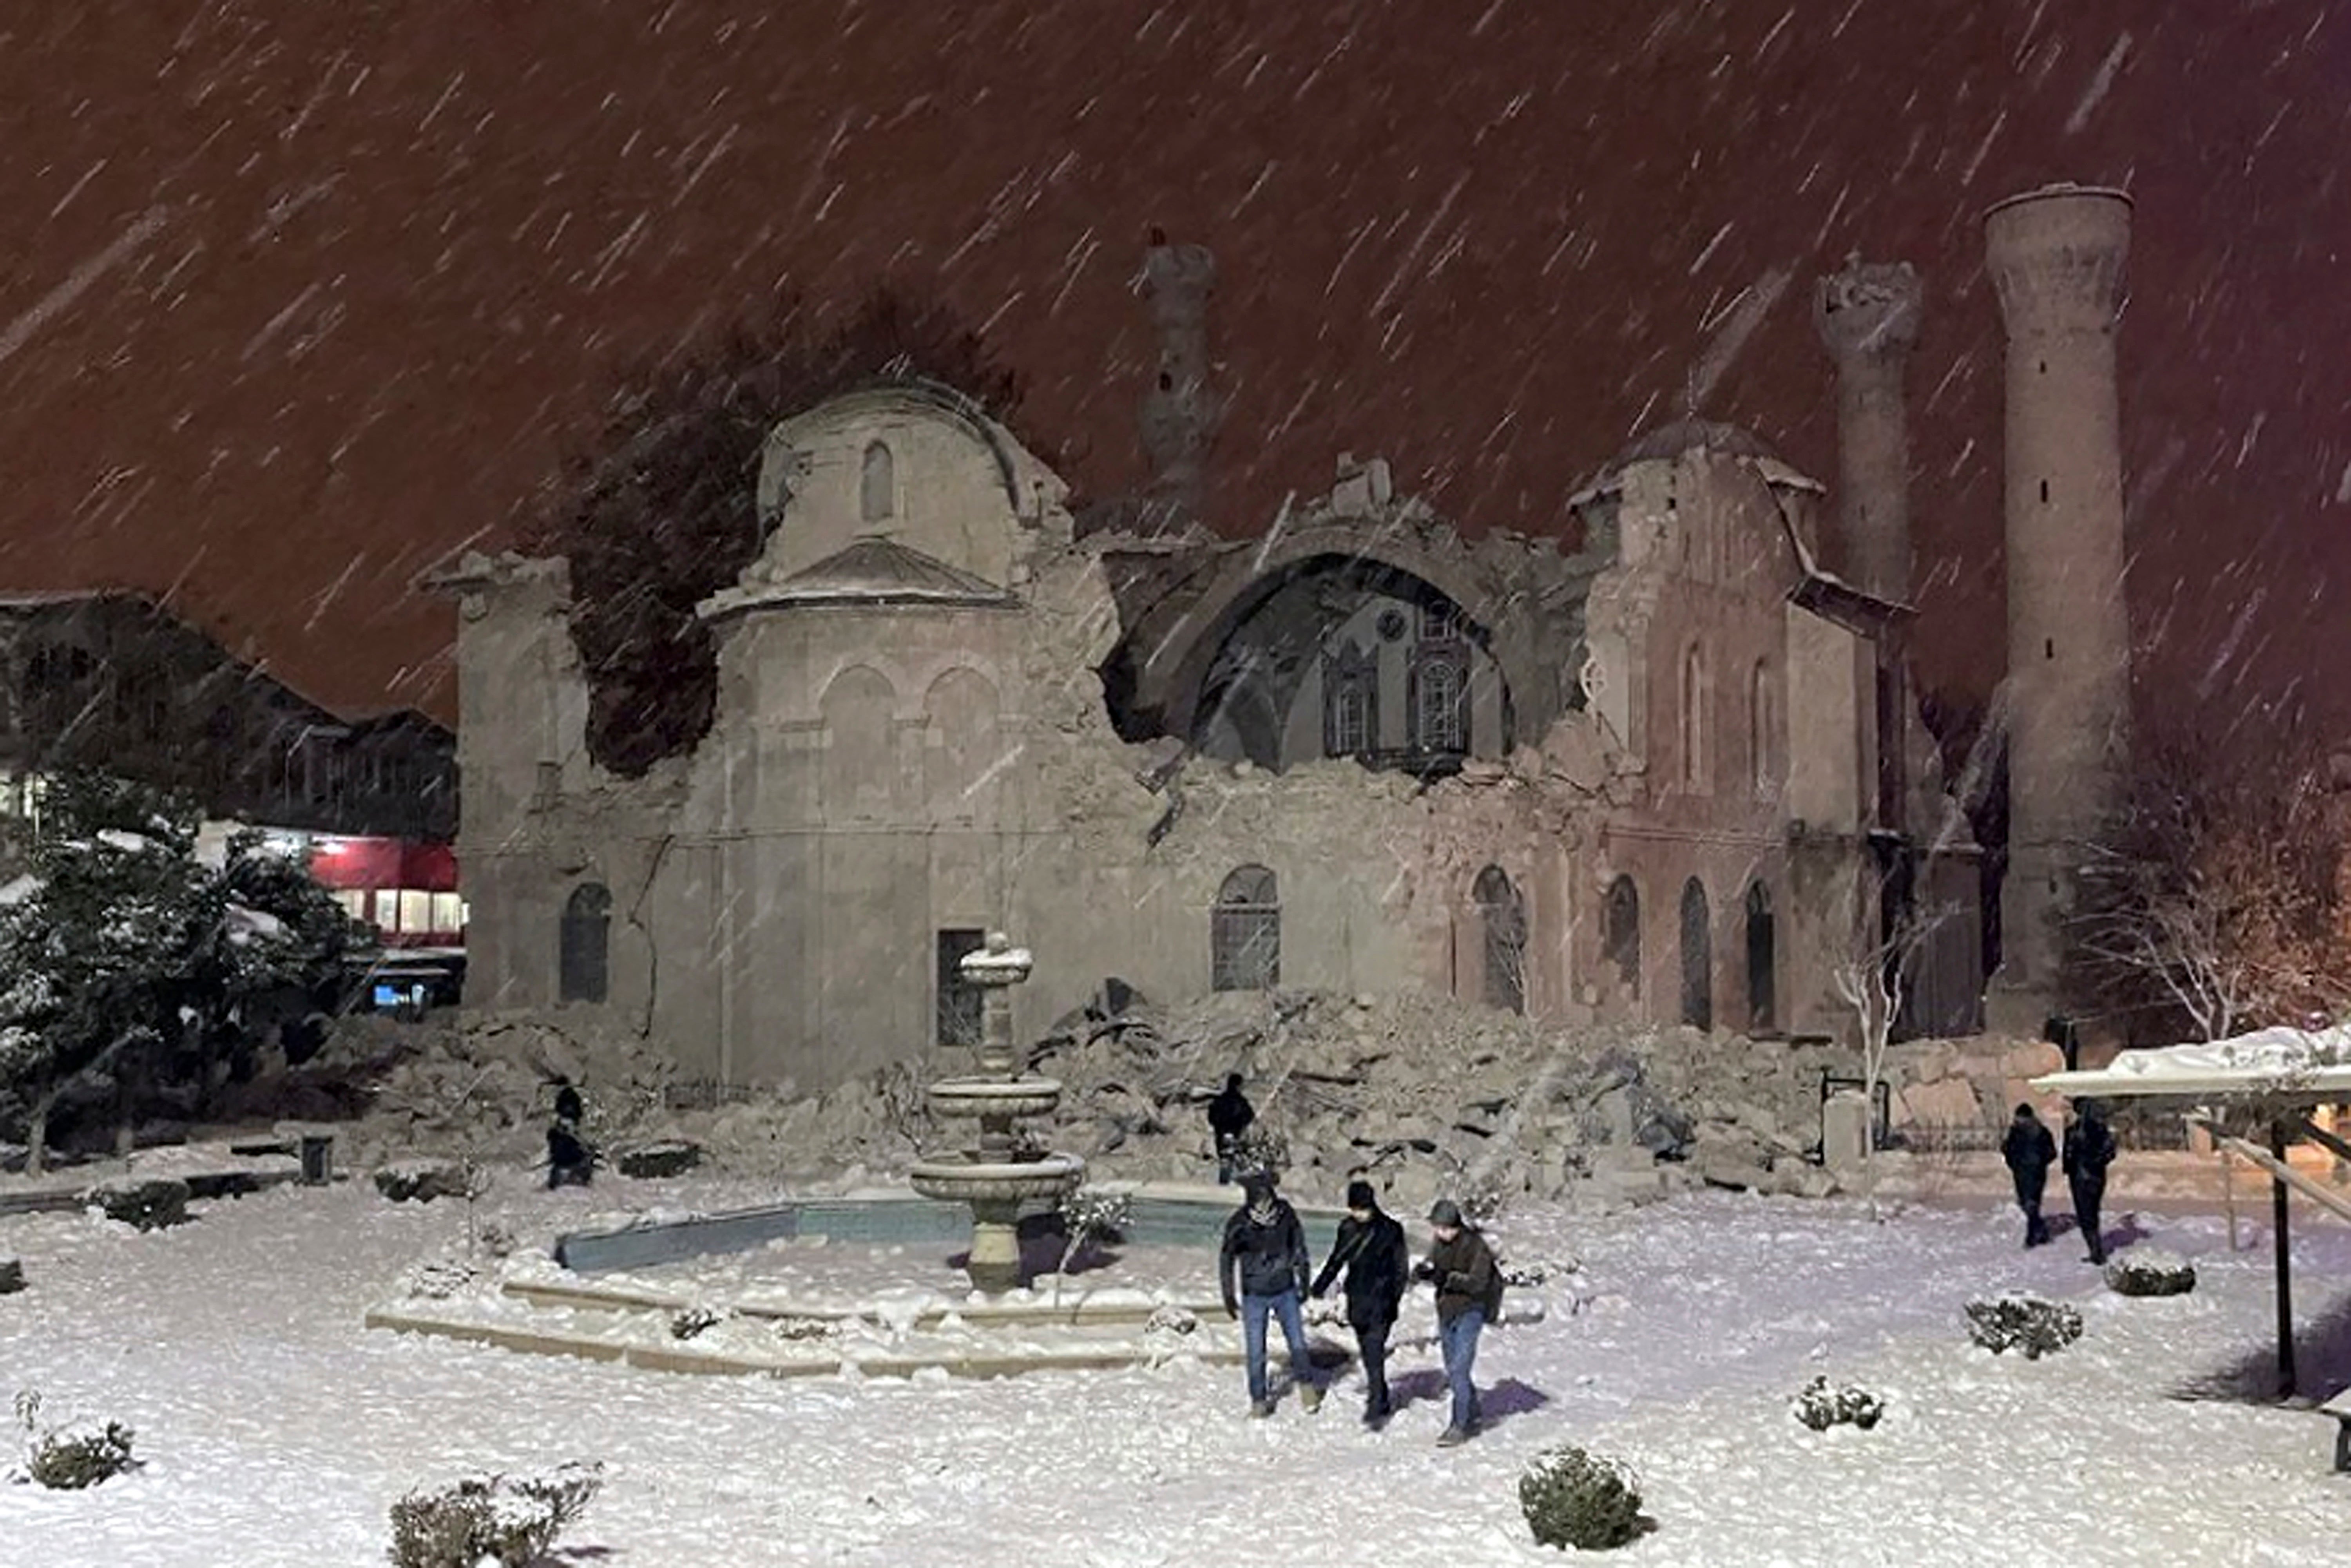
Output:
[2, 1174, 2345, 1565]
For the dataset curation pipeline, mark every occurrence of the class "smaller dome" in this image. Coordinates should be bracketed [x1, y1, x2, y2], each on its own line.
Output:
[1611, 418, 1781, 469]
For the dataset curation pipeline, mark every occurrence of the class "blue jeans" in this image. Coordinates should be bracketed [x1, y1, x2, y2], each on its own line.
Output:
[1439, 1307, 1485, 1431]
[1243, 1289, 1314, 1403]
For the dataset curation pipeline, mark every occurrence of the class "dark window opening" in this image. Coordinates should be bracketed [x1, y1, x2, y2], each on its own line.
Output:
[1603, 875, 1641, 996]
[2039, 479, 2049, 503]
[1679, 876, 1712, 1030]
[936, 929, 986, 1049]
[1744, 882, 1776, 1031]
[1473, 865, 1527, 1015]
[558, 883, 612, 1004]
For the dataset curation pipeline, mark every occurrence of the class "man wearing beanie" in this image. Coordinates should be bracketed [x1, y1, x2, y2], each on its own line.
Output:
[1309, 1177, 1412, 1425]
[1413, 1197, 1503, 1447]
[1219, 1170, 1324, 1418]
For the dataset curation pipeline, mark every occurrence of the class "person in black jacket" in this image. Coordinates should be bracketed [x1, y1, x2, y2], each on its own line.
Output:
[2063, 1099, 2119, 1263]
[1413, 1197, 1503, 1447]
[1309, 1179, 1411, 1425]
[1207, 1074, 1255, 1184]
[1219, 1171, 1323, 1416]
[2001, 1103, 2057, 1248]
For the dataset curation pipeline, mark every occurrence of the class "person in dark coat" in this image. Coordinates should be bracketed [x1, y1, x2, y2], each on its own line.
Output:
[1219, 1171, 1323, 1417]
[2063, 1098, 2119, 1263]
[1413, 1197, 1503, 1447]
[1206, 1074, 1255, 1185]
[2001, 1103, 2057, 1248]
[1310, 1178, 1412, 1425]
[547, 1080, 592, 1189]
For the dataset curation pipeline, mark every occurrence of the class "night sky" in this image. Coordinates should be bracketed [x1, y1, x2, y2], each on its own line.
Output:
[1, 1, 2344, 741]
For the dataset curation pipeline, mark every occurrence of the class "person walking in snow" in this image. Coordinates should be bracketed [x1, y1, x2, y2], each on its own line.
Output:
[2064, 1098, 2119, 1264]
[2001, 1103, 2057, 1248]
[1309, 1178, 1411, 1425]
[1219, 1170, 1324, 1417]
[1207, 1073, 1255, 1185]
[1414, 1197, 1503, 1447]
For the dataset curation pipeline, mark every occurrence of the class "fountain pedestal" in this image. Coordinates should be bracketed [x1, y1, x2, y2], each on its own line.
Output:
[906, 932, 1084, 1293]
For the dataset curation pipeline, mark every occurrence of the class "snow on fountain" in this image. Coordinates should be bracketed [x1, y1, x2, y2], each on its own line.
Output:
[907, 931, 1085, 1293]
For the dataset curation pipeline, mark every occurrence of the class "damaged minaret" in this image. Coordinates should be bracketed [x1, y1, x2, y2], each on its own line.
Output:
[1813, 258, 1924, 603]
[1983, 185, 2135, 1025]
[1138, 231, 1221, 524]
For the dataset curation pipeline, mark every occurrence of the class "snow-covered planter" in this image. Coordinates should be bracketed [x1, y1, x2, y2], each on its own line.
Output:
[1520, 1446, 1645, 1552]
[1793, 1375, 1885, 1431]
[1965, 1293, 2084, 1359]
[85, 1177, 190, 1231]
[615, 1140, 702, 1180]
[2105, 1250, 2197, 1298]
[13, 1392, 137, 1490]
[387, 1463, 602, 1568]
[374, 1160, 473, 1204]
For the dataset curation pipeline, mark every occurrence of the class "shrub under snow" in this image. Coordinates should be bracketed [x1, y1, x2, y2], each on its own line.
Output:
[1519, 1446, 1645, 1552]
[386, 1463, 602, 1568]
[13, 1392, 138, 1490]
[1792, 1375, 1885, 1432]
[2104, 1249, 2197, 1298]
[1965, 1293, 2084, 1359]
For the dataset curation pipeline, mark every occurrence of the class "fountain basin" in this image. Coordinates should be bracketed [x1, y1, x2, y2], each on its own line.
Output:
[926, 1077, 1065, 1121]
[907, 1153, 1086, 1206]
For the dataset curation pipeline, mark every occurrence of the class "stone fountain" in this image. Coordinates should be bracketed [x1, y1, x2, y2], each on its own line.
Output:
[907, 931, 1085, 1293]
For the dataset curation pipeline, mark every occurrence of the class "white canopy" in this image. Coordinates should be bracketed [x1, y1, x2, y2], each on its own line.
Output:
[2033, 1024, 2351, 1103]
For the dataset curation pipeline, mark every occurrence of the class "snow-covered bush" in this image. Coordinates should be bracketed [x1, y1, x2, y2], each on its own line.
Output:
[398, 1257, 480, 1300]
[13, 1391, 138, 1490]
[1502, 1254, 1577, 1290]
[1144, 1305, 1198, 1337]
[1792, 1375, 1885, 1431]
[615, 1139, 701, 1180]
[670, 1305, 727, 1341]
[2104, 1249, 2197, 1298]
[0, 1257, 22, 1294]
[386, 1463, 602, 1568]
[772, 1315, 837, 1342]
[1230, 1124, 1289, 1181]
[87, 1176, 191, 1231]
[1520, 1447, 1643, 1552]
[1965, 1293, 2084, 1358]
[375, 1160, 473, 1204]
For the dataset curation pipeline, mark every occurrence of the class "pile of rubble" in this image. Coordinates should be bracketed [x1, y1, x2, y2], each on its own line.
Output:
[1024, 989, 1869, 1212]
[287, 990, 2006, 1214]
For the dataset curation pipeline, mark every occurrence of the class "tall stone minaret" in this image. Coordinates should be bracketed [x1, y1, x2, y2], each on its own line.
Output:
[1983, 185, 2134, 1021]
[1138, 231, 1219, 523]
[1814, 259, 1924, 603]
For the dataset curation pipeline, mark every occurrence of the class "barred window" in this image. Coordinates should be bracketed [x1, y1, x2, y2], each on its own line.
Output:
[1411, 655, 1467, 753]
[1212, 865, 1280, 991]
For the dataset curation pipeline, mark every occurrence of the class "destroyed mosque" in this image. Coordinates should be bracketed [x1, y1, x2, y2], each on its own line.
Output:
[437, 188, 2147, 1093]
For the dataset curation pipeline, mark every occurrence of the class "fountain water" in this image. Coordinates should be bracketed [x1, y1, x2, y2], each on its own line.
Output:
[907, 931, 1085, 1292]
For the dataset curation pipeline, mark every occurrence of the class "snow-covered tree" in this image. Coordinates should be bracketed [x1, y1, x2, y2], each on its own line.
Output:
[1832, 880, 1954, 1222]
[2064, 736, 2351, 1042]
[0, 772, 362, 1170]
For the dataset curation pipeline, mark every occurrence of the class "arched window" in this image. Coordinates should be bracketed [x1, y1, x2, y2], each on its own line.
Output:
[1411, 654, 1468, 754]
[1322, 641, 1377, 758]
[1212, 865, 1280, 990]
[1679, 643, 1708, 790]
[1749, 659, 1773, 794]
[1679, 876, 1712, 1029]
[860, 440, 896, 523]
[1473, 865, 1527, 1015]
[1603, 875, 1641, 996]
[559, 883, 611, 1004]
[1744, 881, 1776, 1031]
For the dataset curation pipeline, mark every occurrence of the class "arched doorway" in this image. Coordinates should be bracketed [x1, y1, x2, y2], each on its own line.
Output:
[559, 883, 611, 1004]
[1473, 865, 1527, 1015]
[1679, 877, 1712, 1029]
[1744, 882, 1776, 1031]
